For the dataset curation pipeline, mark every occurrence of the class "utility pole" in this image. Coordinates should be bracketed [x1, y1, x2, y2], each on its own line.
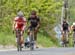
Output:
[61, 0, 68, 25]
[64, 0, 68, 20]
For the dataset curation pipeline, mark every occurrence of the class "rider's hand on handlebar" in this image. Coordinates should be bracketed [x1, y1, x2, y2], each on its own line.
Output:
[35, 27, 38, 31]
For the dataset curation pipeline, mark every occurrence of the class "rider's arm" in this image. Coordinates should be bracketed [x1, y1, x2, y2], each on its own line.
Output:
[12, 18, 16, 31]
[37, 22, 40, 29]
[22, 17, 27, 31]
[12, 17, 18, 31]
[36, 18, 40, 29]
[61, 24, 63, 30]
[71, 25, 73, 30]
[61, 24, 64, 34]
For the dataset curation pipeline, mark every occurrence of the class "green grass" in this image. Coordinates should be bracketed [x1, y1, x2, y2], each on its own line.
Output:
[68, 34, 74, 47]
[37, 33, 58, 47]
[0, 32, 59, 47]
[0, 32, 15, 46]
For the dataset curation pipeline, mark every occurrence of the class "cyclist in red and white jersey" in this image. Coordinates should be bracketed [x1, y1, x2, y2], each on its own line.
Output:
[13, 11, 27, 46]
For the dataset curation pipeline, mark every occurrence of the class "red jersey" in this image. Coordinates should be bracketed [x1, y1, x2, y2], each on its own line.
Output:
[14, 17, 26, 30]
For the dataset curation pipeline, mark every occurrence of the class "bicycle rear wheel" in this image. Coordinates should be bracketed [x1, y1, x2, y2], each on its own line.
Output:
[29, 31, 35, 50]
[30, 35, 34, 50]
[17, 36, 22, 51]
[63, 31, 68, 47]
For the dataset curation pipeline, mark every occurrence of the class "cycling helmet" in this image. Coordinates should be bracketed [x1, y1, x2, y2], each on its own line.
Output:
[73, 22, 75, 25]
[63, 20, 66, 23]
[31, 10, 36, 15]
[17, 11, 24, 17]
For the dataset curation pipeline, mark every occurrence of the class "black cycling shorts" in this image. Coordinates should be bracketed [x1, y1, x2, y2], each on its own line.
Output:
[73, 29, 75, 32]
[28, 26, 36, 31]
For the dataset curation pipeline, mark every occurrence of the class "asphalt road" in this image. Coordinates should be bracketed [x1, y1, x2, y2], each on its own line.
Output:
[0, 48, 75, 55]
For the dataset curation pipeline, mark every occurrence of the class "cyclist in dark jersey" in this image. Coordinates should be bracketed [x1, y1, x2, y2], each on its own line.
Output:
[61, 20, 69, 43]
[62, 20, 69, 32]
[27, 10, 40, 48]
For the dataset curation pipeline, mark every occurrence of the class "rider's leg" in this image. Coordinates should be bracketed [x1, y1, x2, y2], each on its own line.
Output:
[66, 30, 69, 43]
[34, 31, 37, 39]
[34, 29, 38, 48]
[15, 29, 18, 42]
[21, 25, 26, 47]
[27, 26, 31, 37]
[27, 29, 30, 36]
[20, 30, 24, 47]
[61, 31, 64, 42]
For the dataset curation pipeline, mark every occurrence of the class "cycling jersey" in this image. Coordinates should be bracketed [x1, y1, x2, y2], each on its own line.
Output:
[14, 17, 26, 31]
[62, 23, 69, 31]
[28, 16, 40, 28]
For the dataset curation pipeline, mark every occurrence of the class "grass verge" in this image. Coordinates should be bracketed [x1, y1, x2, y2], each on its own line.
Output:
[0, 32, 59, 47]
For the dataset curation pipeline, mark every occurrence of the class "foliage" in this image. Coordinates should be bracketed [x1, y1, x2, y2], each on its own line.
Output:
[0, 0, 63, 46]
[68, 0, 75, 25]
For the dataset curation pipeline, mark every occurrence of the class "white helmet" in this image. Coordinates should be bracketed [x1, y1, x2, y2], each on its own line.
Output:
[73, 22, 75, 25]
[17, 11, 24, 17]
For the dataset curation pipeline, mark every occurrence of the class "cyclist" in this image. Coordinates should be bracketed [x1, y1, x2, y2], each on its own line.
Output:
[27, 10, 40, 48]
[71, 22, 75, 43]
[13, 11, 27, 47]
[71, 22, 75, 31]
[61, 20, 69, 43]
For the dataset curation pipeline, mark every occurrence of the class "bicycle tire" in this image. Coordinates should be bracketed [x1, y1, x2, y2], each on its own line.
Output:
[30, 34, 34, 50]
[17, 36, 22, 51]
[63, 31, 68, 47]
[29, 28, 35, 51]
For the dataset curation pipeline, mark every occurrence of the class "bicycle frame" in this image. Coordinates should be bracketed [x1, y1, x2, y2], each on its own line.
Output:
[16, 29, 22, 51]
[62, 30, 69, 47]
[29, 28, 35, 50]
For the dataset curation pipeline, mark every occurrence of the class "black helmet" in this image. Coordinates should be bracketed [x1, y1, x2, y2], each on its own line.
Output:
[31, 10, 36, 15]
[63, 20, 66, 23]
